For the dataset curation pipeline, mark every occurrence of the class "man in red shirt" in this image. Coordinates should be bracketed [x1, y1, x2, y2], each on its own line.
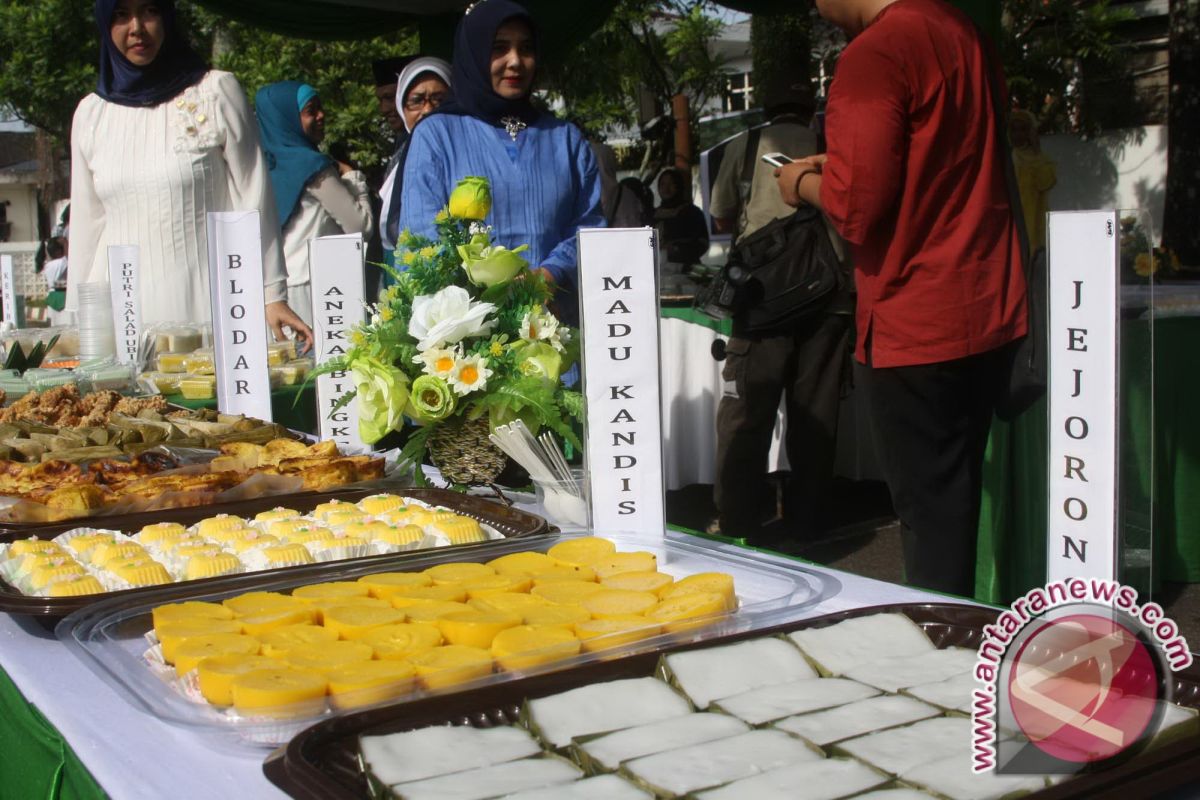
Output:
[776, 0, 1027, 596]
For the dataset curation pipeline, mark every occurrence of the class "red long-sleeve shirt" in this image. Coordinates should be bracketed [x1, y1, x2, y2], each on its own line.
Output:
[820, 0, 1027, 368]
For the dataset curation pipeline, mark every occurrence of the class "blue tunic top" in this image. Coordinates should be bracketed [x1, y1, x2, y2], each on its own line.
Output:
[398, 112, 605, 297]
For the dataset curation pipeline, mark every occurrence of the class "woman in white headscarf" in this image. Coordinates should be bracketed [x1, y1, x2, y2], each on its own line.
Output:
[381, 56, 452, 259]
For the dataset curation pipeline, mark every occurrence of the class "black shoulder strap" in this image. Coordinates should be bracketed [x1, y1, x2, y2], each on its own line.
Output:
[731, 126, 763, 243]
[978, 28, 1031, 274]
[739, 125, 763, 198]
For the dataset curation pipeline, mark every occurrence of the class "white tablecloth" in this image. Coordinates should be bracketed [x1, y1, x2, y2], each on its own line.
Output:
[0, 541, 946, 800]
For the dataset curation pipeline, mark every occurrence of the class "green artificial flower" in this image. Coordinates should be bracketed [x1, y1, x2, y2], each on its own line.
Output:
[408, 374, 456, 423]
[457, 232, 529, 288]
[517, 341, 563, 383]
[351, 356, 410, 444]
[448, 176, 492, 220]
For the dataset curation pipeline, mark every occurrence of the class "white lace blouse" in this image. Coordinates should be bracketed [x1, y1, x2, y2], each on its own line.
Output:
[67, 70, 287, 326]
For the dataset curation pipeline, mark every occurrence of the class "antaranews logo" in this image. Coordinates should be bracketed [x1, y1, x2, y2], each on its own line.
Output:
[972, 578, 1192, 775]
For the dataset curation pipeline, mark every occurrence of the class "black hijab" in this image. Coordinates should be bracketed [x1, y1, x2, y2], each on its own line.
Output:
[94, 0, 208, 108]
[436, 0, 541, 127]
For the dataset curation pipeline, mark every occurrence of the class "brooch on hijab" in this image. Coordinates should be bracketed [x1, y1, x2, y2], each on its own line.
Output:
[500, 115, 527, 141]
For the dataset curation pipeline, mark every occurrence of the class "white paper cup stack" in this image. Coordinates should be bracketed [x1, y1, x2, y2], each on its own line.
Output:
[77, 282, 116, 359]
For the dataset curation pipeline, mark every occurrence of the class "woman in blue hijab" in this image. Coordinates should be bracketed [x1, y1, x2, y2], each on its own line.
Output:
[398, 0, 604, 324]
[68, 0, 313, 351]
[255, 81, 374, 325]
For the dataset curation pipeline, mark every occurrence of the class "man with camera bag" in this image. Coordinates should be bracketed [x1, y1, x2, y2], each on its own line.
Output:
[708, 81, 853, 546]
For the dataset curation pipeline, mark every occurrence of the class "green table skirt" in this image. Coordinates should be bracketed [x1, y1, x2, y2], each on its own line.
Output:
[976, 315, 1200, 603]
[0, 667, 107, 800]
[165, 383, 318, 435]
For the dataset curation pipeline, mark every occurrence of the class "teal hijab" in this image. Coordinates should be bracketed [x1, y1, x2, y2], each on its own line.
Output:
[255, 81, 332, 228]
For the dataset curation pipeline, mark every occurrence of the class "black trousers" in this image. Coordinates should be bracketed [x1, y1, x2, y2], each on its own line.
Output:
[714, 313, 852, 541]
[855, 344, 1011, 597]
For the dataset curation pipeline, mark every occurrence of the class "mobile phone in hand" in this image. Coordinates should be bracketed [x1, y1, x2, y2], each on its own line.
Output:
[761, 152, 793, 168]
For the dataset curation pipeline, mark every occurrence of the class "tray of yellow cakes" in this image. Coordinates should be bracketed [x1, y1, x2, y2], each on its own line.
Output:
[56, 533, 836, 748]
[0, 488, 551, 617]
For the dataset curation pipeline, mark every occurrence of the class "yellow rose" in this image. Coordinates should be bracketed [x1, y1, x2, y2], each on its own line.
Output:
[448, 176, 492, 221]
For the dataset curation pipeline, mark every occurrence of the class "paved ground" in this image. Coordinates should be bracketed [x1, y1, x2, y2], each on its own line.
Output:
[666, 478, 1200, 649]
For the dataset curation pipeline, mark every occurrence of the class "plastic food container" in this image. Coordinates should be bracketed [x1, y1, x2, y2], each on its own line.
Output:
[179, 375, 216, 399]
[261, 602, 1200, 800]
[182, 349, 215, 376]
[57, 531, 837, 748]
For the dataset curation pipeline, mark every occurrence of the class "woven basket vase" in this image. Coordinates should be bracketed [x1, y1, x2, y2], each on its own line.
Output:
[427, 415, 507, 486]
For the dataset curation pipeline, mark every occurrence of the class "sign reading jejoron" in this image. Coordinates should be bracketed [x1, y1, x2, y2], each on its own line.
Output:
[577, 227, 666, 540]
[1045, 210, 1119, 582]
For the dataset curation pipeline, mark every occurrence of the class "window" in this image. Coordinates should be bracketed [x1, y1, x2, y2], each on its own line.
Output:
[724, 72, 753, 113]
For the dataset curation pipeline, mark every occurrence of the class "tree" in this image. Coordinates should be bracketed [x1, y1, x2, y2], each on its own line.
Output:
[0, 0, 414, 198]
[750, 7, 813, 109]
[1163, 0, 1200, 263]
[999, 0, 1138, 134]
[542, 0, 728, 171]
[193, 10, 416, 173]
[0, 0, 97, 142]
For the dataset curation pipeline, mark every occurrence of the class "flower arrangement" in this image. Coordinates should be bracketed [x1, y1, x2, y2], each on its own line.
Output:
[1120, 216, 1183, 283]
[316, 176, 583, 486]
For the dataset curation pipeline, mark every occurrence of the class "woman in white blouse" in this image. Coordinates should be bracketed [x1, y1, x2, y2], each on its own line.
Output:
[68, 0, 313, 350]
[255, 82, 374, 326]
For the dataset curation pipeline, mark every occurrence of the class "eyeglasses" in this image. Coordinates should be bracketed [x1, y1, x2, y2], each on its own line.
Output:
[404, 92, 448, 111]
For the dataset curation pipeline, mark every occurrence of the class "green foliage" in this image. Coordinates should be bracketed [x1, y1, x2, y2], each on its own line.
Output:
[750, 8, 814, 108]
[543, 0, 728, 166]
[1000, 0, 1138, 134]
[0, 0, 98, 140]
[337, 180, 584, 454]
[0, 0, 412, 168]
[192, 10, 416, 170]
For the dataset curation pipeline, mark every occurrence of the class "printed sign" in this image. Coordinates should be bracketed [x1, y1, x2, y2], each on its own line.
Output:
[1046, 210, 1119, 582]
[0, 255, 15, 326]
[106, 246, 141, 365]
[309, 234, 366, 450]
[206, 211, 272, 422]
[577, 227, 666, 541]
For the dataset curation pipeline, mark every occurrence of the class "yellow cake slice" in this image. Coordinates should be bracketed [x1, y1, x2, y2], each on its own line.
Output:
[259, 624, 337, 659]
[389, 584, 469, 604]
[356, 494, 408, 515]
[357, 571, 432, 599]
[530, 565, 598, 584]
[183, 553, 242, 581]
[401, 601, 473, 624]
[582, 589, 660, 620]
[327, 660, 416, 709]
[601, 571, 675, 596]
[197, 654, 287, 706]
[238, 607, 318, 637]
[361, 623, 443, 661]
[437, 609, 522, 649]
[592, 552, 659, 580]
[486, 551, 558, 576]
[174, 633, 261, 676]
[491, 625, 581, 672]
[152, 601, 234, 629]
[659, 572, 738, 610]
[530, 581, 606, 606]
[47, 575, 106, 597]
[469, 593, 550, 616]
[222, 591, 308, 617]
[425, 562, 496, 586]
[231, 667, 328, 718]
[646, 592, 727, 632]
[409, 645, 493, 690]
[322, 605, 407, 640]
[520, 604, 591, 629]
[284, 640, 373, 674]
[292, 581, 371, 602]
[574, 616, 662, 651]
[547, 537, 616, 567]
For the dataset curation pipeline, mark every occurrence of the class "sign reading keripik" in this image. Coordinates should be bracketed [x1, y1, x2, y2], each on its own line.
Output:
[578, 227, 666, 540]
[106, 245, 141, 366]
[309, 234, 366, 450]
[206, 211, 272, 422]
[1046, 210, 1119, 582]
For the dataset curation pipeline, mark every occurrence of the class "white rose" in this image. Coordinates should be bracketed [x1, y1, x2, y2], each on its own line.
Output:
[408, 285, 497, 351]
